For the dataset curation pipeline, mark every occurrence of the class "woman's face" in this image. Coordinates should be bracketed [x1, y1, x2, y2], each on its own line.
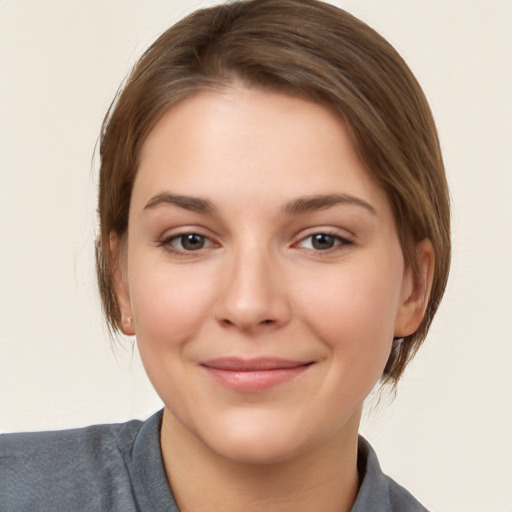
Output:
[117, 87, 426, 464]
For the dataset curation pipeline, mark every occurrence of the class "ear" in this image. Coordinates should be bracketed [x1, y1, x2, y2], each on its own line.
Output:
[110, 232, 135, 336]
[394, 239, 435, 338]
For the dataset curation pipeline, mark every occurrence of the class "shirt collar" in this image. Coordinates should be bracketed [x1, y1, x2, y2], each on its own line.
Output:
[350, 436, 393, 512]
[128, 412, 394, 512]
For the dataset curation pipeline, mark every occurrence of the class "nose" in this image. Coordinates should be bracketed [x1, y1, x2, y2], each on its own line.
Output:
[214, 246, 291, 333]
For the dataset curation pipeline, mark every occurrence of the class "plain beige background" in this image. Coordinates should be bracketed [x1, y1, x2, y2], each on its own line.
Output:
[1, 1, 511, 510]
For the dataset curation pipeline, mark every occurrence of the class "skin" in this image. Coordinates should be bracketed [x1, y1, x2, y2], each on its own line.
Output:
[113, 86, 433, 512]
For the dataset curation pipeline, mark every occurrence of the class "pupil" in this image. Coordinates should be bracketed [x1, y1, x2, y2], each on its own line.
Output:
[312, 234, 335, 250]
[182, 234, 204, 250]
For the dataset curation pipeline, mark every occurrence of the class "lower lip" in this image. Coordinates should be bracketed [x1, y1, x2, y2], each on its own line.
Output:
[202, 365, 311, 393]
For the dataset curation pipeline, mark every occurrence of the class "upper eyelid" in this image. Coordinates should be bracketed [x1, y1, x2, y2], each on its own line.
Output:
[159, 226, 216, 241]
[293, 227, 355, 243]
[159, 232, 219, 257]
[295, 233, 353, 246]
[162, 232, 217, 245]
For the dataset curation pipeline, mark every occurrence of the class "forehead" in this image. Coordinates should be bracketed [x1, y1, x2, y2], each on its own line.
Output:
[133, 87, 390, 217]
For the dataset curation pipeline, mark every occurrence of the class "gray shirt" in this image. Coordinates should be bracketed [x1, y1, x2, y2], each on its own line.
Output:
[0, 410, 429, 511]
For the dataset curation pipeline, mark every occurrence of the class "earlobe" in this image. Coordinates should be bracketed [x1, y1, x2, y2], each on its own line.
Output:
[122, 316, 135, 336]
[394, 239, 435, 338]
[110, 232, 135, 335]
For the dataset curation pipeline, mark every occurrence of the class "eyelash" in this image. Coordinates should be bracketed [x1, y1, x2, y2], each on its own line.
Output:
[159, 230, 353, 256]
[294, 232, 354, 253]
[159, 232, 217, 256]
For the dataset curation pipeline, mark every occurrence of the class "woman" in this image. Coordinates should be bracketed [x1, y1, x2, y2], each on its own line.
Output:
[0, 0, 450, 510]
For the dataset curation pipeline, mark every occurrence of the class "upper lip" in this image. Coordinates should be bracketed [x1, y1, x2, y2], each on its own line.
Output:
[200, 357, 313, 371]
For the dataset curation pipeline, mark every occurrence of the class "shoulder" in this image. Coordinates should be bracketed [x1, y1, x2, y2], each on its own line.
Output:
[353, 436, 430, 512]
[0, 416, 144, 458]
[0, 417, 146, 511]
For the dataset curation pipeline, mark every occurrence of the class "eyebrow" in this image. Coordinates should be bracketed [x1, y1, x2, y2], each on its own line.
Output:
[283, 194, 377, 215]
[143, 192, 376, 216]
[144, 192, 216, 213]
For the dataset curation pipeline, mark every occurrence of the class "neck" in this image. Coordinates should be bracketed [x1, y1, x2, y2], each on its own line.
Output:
[160, 408, 361, 512]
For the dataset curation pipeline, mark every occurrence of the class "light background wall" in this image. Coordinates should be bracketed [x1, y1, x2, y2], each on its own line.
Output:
[0, 1, 510, 510]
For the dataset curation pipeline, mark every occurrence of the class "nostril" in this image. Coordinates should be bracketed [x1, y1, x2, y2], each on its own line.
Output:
[220, 318, 274, 328]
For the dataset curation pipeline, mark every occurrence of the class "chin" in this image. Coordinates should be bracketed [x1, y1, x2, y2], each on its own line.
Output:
[209, 430, 308, 466]
[194, 408, 335, 466]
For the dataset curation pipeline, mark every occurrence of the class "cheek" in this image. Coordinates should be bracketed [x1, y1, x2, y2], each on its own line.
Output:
[127, 262, 218, 409]
[296, 261, 402, 363]
[128, 261, 214, 349]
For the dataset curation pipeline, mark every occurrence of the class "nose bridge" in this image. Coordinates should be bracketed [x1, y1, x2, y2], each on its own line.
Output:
[215, 237, 289, 331]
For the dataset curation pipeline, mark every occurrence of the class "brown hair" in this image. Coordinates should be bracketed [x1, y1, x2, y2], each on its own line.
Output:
[96, 0, 450, 385]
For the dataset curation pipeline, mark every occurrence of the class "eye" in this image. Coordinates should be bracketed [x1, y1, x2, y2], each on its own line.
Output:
[164, 233, 215, 252]
[297, 233, 352, 251]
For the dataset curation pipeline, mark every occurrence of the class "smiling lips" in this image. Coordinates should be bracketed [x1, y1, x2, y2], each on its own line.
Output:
[200, 358, 314, 393]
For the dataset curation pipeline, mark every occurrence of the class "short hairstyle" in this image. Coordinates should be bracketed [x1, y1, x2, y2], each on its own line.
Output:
[96, 0, 450, 386]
